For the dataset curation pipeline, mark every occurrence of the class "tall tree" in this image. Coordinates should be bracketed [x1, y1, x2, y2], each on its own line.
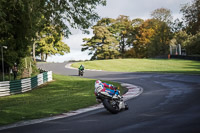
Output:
[181, 0, 200, 35]
[133, 19, 155, 58]
[82, 26, 119, 60]
[112, 15, 133, 58]
[151, 8, 173, 25]
[0, 0, 40, 66]
[36, 25, 70, 61]
[84, 16, 134, 59]
[148, 20, 172, 57]
[149, 8, 173, 57]
[125, 18, 144, 57]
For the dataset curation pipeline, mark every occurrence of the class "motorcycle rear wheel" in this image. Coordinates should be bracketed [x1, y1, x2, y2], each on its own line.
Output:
[103, 99, 120, 114]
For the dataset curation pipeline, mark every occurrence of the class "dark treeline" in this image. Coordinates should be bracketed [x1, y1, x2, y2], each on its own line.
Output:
[82, 0, 200, 60]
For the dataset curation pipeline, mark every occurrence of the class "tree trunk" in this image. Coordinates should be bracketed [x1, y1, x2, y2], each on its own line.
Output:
[121, 37, 125, 58]
[33, 41, 36, 62]
[41, 53, 44, 61]
[45, 53, 48, 61]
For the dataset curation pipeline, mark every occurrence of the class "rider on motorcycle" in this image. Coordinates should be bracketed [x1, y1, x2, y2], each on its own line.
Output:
[78, 64, 84, 75]
[79, 64, 84, 71]
[95, 80, 120, 99]
[94, 80, 128, 113]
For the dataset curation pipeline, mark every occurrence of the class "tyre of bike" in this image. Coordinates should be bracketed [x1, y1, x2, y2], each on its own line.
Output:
[81, 71, 83, 76]
[102, 99, 120, 114]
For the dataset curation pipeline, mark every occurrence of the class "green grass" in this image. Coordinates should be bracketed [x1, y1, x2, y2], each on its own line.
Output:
[71, 59, 200, 74]
[0, 74, 124, 125]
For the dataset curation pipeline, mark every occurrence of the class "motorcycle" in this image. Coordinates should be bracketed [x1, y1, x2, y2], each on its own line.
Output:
[79, 69, 84, 76]
[95, 90, 129, 114]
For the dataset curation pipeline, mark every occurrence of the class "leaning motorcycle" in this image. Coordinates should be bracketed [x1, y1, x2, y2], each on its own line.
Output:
[95, 89, 128, 114]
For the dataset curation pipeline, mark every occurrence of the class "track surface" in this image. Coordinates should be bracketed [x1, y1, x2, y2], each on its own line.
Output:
[1, 62, 200, 133]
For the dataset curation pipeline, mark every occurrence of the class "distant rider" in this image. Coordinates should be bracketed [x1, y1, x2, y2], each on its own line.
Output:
[78, 64, 84, 75]
[94, 80, 120, 99]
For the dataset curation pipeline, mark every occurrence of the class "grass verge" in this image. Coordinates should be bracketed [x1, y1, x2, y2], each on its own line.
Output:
[71, 59, 200, 74]
[0, 74, 124, 126]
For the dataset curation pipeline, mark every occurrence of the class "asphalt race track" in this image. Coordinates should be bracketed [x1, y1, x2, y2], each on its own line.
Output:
[1, 62, 200, 133]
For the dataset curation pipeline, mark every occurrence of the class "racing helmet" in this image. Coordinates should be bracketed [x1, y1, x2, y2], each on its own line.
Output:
[95, 80, 101, 84]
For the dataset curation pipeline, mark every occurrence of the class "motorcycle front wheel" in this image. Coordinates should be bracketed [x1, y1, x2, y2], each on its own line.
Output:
[103, 99, 120, 114]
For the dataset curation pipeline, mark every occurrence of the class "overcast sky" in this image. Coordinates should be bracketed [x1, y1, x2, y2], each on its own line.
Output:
[47, 0, 193, 63]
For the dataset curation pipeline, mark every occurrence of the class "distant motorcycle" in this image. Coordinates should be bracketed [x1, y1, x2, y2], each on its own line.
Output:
[95, 89, 128, 114]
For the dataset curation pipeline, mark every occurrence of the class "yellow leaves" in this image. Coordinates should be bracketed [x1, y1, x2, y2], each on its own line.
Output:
[36, 25, 70, 58]
[121, 30, 127, 35]
[136, 27, 155, 45]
